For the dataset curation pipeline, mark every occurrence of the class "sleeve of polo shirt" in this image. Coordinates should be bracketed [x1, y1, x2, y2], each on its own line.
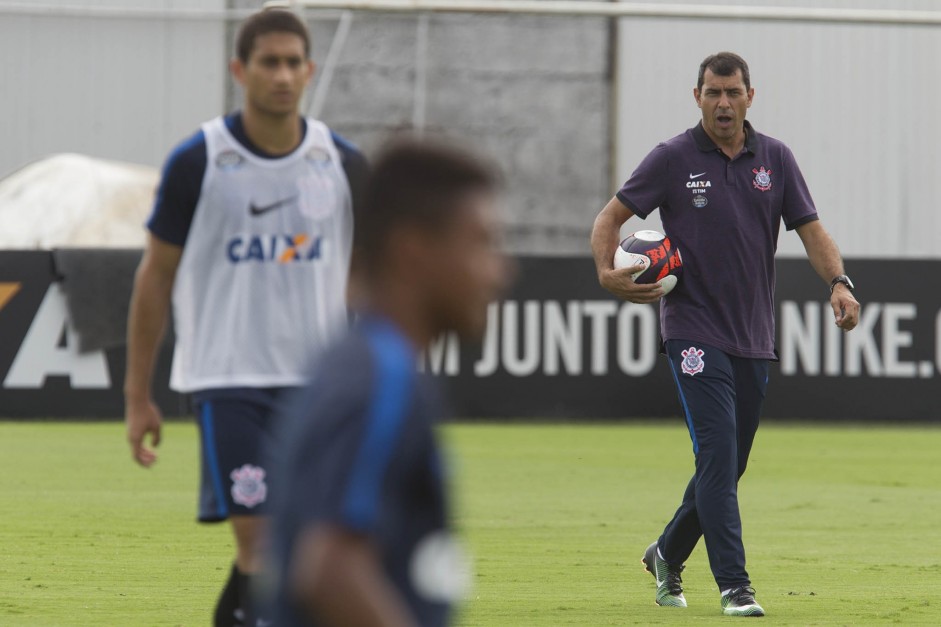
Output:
[615, 143, 670, 219]
[780, 145, 819, 230]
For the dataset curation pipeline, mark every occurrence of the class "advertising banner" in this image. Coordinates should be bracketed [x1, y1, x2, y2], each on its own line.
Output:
[0, 252, 937, 421]
[0, 251, 181, 418]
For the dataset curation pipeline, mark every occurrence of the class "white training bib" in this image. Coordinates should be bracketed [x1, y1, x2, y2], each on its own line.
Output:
[169, 117, 353, 392]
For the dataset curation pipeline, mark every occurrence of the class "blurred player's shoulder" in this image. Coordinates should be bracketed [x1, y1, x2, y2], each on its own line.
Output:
[328, 128, 369, 193]
[329, 129, 363, 161]
[148, 128, 209, 246]
[163, 127, 209, 175]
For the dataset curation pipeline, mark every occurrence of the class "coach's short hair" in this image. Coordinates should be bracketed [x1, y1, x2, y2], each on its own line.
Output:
[355, 139, 499, 270]
[698, 52, 751, 91]
[236, 9, 311, 63]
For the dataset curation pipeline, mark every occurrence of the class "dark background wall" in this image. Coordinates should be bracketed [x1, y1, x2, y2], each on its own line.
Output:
[1, 251, 937, 421]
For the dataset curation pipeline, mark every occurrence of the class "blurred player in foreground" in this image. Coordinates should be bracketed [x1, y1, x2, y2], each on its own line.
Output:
[124, 9, 365, 626]
[265, 141, 509, 627]
[591, 52, 859, 616]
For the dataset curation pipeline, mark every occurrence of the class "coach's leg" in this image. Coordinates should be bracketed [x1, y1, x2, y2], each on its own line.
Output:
[658, 476, 701, 565]
[732, 358, 769, 480]
[663, 341, 749, 591]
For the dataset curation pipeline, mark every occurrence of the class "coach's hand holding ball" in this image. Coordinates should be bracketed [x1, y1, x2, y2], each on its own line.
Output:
[601, 262, 664, 304]
[602, 230, 683, 304]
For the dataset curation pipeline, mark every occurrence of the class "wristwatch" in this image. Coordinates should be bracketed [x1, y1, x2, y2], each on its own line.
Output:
[829, 275, 854, 293]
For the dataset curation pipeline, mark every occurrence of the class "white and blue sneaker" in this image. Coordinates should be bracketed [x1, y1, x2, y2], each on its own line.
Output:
[721, 586, 765, 617]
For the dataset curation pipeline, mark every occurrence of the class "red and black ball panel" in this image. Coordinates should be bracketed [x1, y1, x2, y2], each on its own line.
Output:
[613, 230, 683, 294]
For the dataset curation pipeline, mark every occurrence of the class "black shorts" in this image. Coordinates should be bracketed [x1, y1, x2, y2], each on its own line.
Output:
[193, 388, 293, 523]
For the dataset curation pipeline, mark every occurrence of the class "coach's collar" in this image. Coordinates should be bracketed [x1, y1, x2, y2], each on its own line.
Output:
[693, 120, 759, 154]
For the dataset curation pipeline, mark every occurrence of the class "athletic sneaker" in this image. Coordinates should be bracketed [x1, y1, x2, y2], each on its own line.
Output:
[721, 586, 765, 617]
[642, 541, 687, 607]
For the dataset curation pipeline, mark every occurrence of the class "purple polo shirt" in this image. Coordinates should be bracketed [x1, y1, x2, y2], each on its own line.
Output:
[616, 120, 818, 359]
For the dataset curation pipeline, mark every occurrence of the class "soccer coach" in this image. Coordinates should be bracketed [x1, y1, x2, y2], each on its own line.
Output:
[591, 52, 860, 616]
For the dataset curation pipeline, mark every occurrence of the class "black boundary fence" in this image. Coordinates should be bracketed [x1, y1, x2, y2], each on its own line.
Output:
[0, 251, 938, 421]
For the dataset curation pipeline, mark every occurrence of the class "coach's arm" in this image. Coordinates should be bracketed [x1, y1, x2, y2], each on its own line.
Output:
[591, 196, 663, 304]
[796, 220, 860, 331]
[290, 525, 418, 627]
[124, 234, 182, 467]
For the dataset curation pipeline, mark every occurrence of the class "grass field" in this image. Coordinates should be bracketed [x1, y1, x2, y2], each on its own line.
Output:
[0, 421, 939, 626]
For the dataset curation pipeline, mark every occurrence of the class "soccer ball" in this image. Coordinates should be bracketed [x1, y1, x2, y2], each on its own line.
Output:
[613, 230, 683, 295]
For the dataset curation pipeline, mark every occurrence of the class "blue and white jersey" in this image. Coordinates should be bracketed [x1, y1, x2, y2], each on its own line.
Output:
[268, 318, 467, 627]
[148, 113, 365, 393]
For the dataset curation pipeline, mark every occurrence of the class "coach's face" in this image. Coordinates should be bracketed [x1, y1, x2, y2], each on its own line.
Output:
[427, 192, 511, 340]
[694, 68, 754, 144]
[232, 32, 314, 117]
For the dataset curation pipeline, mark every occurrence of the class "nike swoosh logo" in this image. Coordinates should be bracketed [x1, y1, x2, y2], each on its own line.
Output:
[249, 195, 297, 216]
[689, 172, 707, 179]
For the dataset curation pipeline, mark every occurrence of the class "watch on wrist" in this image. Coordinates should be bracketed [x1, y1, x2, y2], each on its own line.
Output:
[830, 274, 854, 293]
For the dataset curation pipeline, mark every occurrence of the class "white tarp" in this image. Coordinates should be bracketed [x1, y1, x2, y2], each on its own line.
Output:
[0, 153, 158, 249]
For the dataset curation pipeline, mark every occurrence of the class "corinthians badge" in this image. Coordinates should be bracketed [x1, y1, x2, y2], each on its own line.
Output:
[752, 166, 772, 192]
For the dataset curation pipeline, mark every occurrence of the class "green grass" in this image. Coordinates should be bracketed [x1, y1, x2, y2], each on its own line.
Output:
[0, 421, 939, 625]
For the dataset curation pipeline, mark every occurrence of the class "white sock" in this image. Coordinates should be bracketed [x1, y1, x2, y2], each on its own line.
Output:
[720, 589, 732, 597]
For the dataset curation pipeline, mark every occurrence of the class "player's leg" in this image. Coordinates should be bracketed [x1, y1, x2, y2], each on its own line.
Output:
[196, 393, 278, 627]
[230, 514, 272, 627]
[214, 563, 243, 627]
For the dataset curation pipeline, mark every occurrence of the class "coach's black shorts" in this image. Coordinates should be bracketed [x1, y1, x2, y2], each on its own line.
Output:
[193, 387, 294, 523]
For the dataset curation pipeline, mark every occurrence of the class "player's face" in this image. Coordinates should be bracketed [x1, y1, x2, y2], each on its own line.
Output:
[233, 32, 314, 117]
[426, 192, 511, 340]
[694, 69, 754, 144]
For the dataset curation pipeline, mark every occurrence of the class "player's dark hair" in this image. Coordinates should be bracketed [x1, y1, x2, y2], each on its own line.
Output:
[698, 52, 751, 91]
[355, 139, 499, 271]
[235, 9, 311, 63]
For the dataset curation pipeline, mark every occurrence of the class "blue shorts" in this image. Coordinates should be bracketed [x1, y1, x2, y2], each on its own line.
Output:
[193, 388, 293, 523]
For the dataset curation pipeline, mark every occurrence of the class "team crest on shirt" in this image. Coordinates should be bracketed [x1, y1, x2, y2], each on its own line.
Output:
[230, 464, 267, 508]
[305, 147, 332, 166]
[680, 347, 705, 376]
[216, 150, 244, 169]
[752, 166, 772, 191]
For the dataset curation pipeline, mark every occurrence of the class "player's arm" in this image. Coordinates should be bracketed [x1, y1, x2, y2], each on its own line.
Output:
[591, 196, 663, 304]
[333, 131, 370, 313]
[796, 220, 859, 330]
[124, 234, 182, 467]
[124, 130, 205, 466]
[290, 525, 418, 627]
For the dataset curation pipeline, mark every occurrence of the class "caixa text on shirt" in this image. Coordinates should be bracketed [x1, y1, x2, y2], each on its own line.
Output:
[225, 233, 326, 264]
